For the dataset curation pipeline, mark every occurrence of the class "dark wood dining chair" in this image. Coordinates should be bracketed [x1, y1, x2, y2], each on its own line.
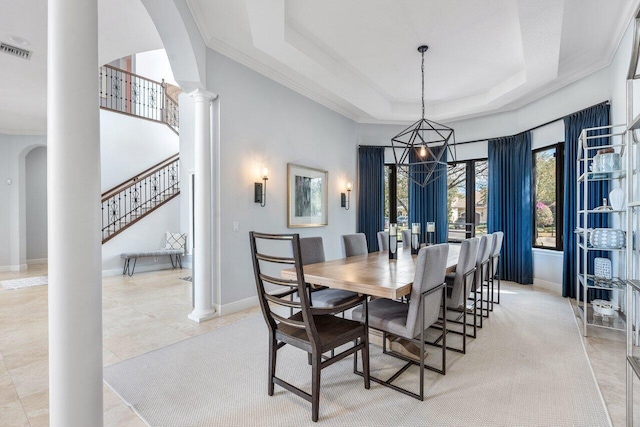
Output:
[249, 232, 370, 422]
[352, 244, 449, 400]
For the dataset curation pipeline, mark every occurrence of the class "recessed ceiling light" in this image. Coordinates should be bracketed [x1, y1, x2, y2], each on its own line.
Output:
[7, 35, 30, 46]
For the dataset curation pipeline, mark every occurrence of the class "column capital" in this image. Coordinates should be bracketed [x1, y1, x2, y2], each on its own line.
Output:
[188, 88, 218, 102]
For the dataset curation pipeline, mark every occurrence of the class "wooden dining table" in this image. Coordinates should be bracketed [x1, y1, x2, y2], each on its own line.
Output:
[281, 244, 460, 299]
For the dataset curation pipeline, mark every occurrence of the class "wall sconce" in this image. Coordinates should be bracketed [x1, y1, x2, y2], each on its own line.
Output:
[254, 167, 268, 207]
[341, 182, 352, 210]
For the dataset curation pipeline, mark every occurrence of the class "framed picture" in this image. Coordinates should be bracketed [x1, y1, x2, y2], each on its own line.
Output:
[287, 163, 328, 228]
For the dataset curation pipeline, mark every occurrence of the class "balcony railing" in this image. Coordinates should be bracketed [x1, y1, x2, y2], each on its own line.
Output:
[99, 64, 179, 134]
[101, 154, 180, 243]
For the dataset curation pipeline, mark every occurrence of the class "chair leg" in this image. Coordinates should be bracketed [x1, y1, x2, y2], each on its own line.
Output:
[441, 290, 447, 375]
[354, 334, 371, 390]
[268, 335, 277, 396]
[472, 287, 479, 333]
[462, 280, 467, 354]
[311, 352, 322, 422]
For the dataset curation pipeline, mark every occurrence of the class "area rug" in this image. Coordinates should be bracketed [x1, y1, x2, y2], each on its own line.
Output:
[0, 275, 48, 290]
[103, 283, 611, 426]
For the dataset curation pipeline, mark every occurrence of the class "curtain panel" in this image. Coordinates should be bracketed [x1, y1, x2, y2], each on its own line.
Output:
[488, 132, 533, 284]
[357, 146, 385, 252]
[562, 103, 611, 299]
[408, 150, 448, 244]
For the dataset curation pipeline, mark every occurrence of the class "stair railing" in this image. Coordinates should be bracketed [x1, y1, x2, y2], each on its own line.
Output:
[101, 154, 180, 243]
[99, 64, 179, 134]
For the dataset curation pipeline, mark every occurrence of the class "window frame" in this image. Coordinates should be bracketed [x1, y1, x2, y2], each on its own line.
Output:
[447, 157, 488, 242]
[386, 163, 398, 225]
[532, 142, 565, 251]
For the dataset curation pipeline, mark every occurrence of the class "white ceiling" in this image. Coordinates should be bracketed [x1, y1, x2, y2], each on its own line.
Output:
[0, 0, 163, 134]
[1, 1, 638, 134]
[187, 0, 640, 123]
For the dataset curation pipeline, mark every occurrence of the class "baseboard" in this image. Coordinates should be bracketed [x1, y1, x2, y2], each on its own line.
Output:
[218, 295, 259, 317]
[533, 278, 561, 294]
[0, 264, 29, 272]
[27, 258, 48, 265]
[102, 262, 178, 277]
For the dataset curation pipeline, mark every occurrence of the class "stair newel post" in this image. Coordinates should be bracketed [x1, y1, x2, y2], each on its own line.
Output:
[101, 201, 104, 241]
[123, 190, 128, 227]
[162, 79, 166, 124]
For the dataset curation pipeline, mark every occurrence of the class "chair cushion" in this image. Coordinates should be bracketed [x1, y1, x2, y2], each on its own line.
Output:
[276, 312, 366, 353]
[311, 289, 360, 309]
[353, 298, 411, 339]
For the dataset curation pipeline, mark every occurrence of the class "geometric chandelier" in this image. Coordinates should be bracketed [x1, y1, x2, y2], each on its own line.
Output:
[391, 45, 456, 187]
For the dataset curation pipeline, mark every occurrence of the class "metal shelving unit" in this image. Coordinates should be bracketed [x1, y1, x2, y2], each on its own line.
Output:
[576, 124, 627, 338]
[626, 10, 640, 425]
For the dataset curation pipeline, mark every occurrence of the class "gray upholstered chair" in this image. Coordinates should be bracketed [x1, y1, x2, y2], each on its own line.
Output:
[341, 233, 368, 257]
[353, 244, 449, 400]
[444, 237, 479, 352]
[489, 231, 504, 307]
[300, 237, 360, 311]
[401, 229, 411, 249]
[474, 234, 494, 327]
[377, 231, 389, 251]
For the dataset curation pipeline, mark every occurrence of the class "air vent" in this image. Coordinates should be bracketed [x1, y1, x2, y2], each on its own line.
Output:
[1, 42, 32, 60]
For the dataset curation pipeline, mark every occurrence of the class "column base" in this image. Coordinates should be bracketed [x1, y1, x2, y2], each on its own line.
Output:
[188, 308, 217, 323]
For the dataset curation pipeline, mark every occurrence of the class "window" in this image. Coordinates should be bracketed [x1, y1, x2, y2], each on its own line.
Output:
[447, 159, 489, 241]
[384, 164, 409, 240]
[533, 143, 564, 250]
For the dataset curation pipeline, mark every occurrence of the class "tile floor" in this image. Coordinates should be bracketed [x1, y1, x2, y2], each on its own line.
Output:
[0, 265, 259, 426]
[0, 265, 635, 426]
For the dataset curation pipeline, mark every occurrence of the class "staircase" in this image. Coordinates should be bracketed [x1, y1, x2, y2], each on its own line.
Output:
[101, 154, 180, 243]
[99, 64, 180, 134]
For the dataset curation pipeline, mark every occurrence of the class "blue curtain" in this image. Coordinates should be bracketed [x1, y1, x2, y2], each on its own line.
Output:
[562, 103, 610, 299]
[408, 150, 448, 244]
[488, 132, 533, 284]
[357, 146, 385, 252]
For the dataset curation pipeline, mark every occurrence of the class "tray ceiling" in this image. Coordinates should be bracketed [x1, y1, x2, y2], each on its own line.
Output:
[187, 0, 640, 123]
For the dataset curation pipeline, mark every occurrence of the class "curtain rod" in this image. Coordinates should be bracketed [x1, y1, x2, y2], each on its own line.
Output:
[358, 100, 610, 148]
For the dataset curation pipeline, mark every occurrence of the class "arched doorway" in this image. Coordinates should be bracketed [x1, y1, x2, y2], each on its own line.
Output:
[25, 146, 47, 265]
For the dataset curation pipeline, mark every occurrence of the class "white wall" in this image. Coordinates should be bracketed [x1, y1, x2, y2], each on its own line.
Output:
[135, 49, 178, 86]
[0, 134, 47, 271]
[178, 92, 195, 263]
[25, 146, 47, 262]
[100, 109, 179, 191]
[197, 49, 358, 307]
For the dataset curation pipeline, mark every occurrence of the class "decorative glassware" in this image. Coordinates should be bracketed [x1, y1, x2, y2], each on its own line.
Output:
[389, 223, 398, 259]
[411, 223, 421, 254]
[426, 222, 435, 245]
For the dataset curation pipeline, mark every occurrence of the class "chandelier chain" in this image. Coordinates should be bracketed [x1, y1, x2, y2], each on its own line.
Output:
[421, 49, 425, 120]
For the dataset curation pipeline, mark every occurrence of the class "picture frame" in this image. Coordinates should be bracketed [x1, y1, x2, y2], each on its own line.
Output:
[287, 163, 328, 228]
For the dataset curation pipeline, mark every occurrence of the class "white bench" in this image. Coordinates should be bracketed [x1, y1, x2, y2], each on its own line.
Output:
[121, 249, 183, 276]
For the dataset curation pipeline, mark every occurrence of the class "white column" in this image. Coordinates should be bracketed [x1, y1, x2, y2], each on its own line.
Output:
[188, 90, 217, 322]
[48, 0, 103, 426]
